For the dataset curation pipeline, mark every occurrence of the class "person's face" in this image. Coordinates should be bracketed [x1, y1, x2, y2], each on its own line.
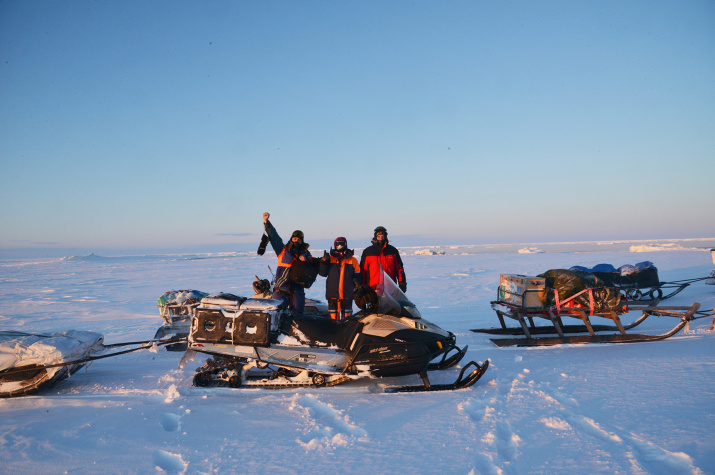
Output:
[291, 236, 302, 246]
[376, 232, 386, 242]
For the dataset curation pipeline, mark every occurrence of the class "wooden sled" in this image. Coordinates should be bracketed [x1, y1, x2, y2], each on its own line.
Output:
[475, 287, 701, 347]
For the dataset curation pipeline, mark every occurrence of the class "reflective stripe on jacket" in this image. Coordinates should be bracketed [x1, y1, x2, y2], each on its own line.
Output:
[319, 250, 361, 300]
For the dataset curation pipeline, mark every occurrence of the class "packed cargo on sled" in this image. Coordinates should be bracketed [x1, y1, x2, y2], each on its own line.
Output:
[569, 260, 706, 302]
[474, 269, 703, 347]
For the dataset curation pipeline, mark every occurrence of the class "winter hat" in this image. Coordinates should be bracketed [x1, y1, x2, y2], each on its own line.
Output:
[334, 237, 348, 250]
[374, 226, 387, 237]
[291, 230, 304, 240]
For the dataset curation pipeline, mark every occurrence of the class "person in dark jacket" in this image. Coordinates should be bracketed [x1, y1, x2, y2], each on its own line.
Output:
[360, 226, 407, 293]
[262, 212, 311, 313]
[319, 237, 362, 320]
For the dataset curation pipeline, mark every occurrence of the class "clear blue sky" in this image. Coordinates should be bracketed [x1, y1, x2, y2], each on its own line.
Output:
[1, 1, 714, 254]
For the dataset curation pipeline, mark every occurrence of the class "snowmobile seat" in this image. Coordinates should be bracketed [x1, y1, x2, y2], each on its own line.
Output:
[284, 314, 363, 351]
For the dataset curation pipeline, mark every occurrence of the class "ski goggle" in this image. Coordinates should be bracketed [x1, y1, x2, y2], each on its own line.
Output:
[335, 242, 346, 250]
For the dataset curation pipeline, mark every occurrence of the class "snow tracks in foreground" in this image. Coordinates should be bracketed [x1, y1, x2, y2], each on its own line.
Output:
[289, 394, 369, 449]
[457, 359, 705, 474]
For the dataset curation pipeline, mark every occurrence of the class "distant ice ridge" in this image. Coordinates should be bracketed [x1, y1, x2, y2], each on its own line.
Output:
[630, 243, 704, 252]
[518, 247, 544, 254]
[61, 253, 105, 261]
[414, 249, 445, 255]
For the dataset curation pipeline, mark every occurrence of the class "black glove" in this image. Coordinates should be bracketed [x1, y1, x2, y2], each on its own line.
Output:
[321, 250, 330, 262]
[257, 234, 269, 255]
[398, 281, 407, 293]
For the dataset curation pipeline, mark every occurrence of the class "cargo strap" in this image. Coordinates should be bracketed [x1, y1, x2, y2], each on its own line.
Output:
[554, 288, 595, 317]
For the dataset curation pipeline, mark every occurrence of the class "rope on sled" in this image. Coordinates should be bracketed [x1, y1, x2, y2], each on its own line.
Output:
[0, 337, 187, 377]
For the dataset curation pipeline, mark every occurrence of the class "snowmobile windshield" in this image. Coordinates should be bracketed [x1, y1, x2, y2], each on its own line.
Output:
[376, 270, 422, 319]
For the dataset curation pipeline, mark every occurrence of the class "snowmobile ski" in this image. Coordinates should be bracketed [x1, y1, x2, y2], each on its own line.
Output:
[426, 344, 467, 370]
[384, 360, 489, 393]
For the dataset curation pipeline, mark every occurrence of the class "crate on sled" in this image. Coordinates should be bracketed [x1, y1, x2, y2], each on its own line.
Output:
[498, 275, 546, 308]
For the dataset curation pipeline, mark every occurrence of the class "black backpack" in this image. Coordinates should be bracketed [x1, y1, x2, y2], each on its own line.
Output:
[289, 258, 320, 289]
[354, 285, 378, 310]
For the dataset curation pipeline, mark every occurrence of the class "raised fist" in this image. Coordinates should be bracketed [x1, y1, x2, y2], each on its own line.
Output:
[263, 212, 270, 223]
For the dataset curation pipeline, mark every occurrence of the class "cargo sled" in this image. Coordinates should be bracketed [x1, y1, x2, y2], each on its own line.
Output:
[0, 330, 104, 397]
[474, 270, 702, 347]
[1, 330, 188, 398]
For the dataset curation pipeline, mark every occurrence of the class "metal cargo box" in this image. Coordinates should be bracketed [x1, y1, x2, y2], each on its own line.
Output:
[498, 274, 546, 308]
[191, 308, 273, 347]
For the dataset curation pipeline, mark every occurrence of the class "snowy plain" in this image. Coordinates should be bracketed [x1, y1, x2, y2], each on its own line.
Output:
[1, 238, 714, 475]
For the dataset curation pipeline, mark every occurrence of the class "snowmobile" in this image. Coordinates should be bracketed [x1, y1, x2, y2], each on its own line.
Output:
[182, 271, 489, 392]
[153, 277, 330, 350]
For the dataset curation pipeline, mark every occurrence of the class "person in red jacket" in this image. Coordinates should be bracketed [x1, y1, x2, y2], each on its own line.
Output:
[319, 237, 362, 320]
[360, 226, 407, 294]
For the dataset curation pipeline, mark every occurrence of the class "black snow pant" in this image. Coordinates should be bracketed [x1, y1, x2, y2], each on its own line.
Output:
[328, 298, 353, 320]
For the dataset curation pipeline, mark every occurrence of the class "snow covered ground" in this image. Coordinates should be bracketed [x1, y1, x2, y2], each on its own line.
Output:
[1, 239, 714, 474]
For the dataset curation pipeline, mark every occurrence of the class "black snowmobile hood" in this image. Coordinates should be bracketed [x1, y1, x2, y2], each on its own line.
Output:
[283, 314, 363, 351]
